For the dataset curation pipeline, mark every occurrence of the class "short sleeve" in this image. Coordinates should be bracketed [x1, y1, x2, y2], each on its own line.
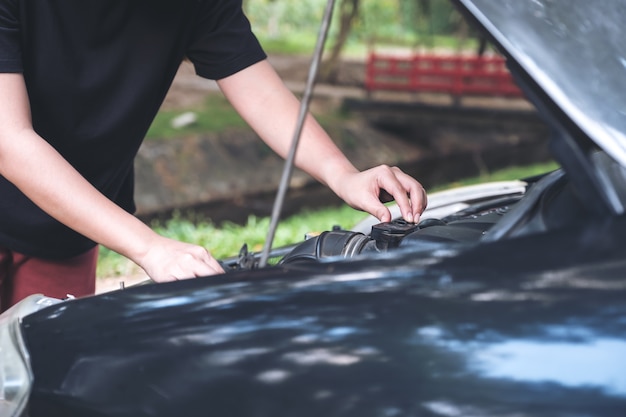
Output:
[186, 0, 266, 80]
[0, 0, 22, 72]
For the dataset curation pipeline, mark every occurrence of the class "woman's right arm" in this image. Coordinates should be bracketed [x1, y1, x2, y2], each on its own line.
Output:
[0, 73, 223, 280]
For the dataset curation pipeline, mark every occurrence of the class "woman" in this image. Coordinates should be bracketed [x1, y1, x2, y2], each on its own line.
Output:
[0, 0, 426, 310]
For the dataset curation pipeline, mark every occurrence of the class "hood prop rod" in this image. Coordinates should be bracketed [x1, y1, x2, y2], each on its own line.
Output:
[258, 0, 338, 268]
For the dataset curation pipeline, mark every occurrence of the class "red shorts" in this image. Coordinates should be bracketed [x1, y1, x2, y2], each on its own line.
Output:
[0, 246, 98, 312]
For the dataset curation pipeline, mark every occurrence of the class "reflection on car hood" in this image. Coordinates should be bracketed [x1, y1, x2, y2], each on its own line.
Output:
[21, 215, 626, 416]
[456, 0, 626, 167]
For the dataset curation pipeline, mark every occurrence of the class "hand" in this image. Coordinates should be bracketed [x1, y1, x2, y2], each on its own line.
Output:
[134, 236, 224, 283]
[334, 165, 427, 223]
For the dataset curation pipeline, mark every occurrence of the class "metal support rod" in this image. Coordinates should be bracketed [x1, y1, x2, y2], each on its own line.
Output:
[258, 0, 338, 267]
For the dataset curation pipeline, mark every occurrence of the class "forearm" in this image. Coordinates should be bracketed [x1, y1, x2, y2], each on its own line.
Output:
[217, 60, 358, 193]
[1, 72, 224, 281]
[218, 60, 427, 223]
[1, 128, 223, 279]
[0, 128, 156, 262]
[0, 73, 153, 263]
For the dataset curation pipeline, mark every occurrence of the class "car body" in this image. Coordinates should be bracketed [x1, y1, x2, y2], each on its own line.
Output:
[2, 0, 626, 416]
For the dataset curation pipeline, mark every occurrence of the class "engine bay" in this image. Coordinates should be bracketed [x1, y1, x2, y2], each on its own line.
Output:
[221, 165, 604, 271]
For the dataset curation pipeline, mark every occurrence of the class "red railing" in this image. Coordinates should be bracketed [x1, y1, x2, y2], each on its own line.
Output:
[365, 53, 524, 98]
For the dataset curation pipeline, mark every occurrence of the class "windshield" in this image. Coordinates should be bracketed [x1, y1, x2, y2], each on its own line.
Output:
[458, 0, 626, 168]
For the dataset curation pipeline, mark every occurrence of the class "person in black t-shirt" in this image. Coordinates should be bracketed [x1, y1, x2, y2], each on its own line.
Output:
[0, 0, 426, 309]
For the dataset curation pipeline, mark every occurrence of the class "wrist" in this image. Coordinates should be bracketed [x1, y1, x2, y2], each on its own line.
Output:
[316, 157, 359, 196]
[104, 218, 161, 266]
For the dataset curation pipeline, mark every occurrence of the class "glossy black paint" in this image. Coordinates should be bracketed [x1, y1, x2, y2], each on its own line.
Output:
[454, 0, 626, 218]
[22, 214, 626, 417]
[16, 1, 626, 416]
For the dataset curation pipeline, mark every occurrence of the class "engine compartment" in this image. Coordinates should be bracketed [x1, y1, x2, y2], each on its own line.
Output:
[278, 198, 519, 266]
[277, 167, 591, 266]
[223, 167, 597, 271]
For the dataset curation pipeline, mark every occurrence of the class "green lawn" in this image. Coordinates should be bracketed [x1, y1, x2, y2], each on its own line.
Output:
[146, 95, 249, 140]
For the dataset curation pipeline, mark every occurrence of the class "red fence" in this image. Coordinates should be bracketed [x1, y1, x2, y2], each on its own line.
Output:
[365, 53, 524, 98]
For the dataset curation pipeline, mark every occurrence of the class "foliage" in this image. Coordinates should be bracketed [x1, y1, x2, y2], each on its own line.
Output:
[245, 0, 328, 40]
[246, 0, 466, 50]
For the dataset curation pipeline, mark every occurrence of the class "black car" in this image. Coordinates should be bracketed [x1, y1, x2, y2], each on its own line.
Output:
[2, 0, 626, 416]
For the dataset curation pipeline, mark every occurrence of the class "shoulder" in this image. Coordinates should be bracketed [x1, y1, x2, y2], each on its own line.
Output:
[0, 0, 20, 31]
[0, 0, 22, 73]
[0, 0, 20, 26]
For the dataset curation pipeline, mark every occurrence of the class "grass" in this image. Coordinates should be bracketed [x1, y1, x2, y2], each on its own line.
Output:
[96, 160, 559, 278]
[258, 35, 319, 56]
[145, 95, 249, 140]
[254, 29, 481, 57]
[145, 93, 348, 141]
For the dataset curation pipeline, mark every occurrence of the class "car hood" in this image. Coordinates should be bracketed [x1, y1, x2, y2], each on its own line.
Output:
[21, 214, 626, 416]
[455, 0, 626, 168]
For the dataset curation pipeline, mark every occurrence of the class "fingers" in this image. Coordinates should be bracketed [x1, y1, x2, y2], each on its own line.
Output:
[138, 238, 225, 283]
[168, 247, 224, 281]
[393, 166, 428, 222]
[335, 165, 427, 224]
[373, 165, 427, 223]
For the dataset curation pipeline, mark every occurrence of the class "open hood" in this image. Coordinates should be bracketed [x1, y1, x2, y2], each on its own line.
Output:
[455, 0, 626, 164]
[454, 0, 626, 215]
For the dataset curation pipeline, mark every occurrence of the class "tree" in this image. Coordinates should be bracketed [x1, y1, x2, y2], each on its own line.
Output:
[319, 0, 361, 83]
[319, 0, 438, 83]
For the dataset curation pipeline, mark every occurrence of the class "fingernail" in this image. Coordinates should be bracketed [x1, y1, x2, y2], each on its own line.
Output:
[406, 213, 414, 223]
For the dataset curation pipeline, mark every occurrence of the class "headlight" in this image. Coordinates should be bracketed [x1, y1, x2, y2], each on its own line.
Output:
[0, 295, 61, 417]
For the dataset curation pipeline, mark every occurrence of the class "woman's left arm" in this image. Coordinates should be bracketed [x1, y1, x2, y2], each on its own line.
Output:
[217, 59, 427, 223]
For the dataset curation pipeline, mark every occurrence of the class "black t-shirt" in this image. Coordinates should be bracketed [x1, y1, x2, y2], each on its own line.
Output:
[0, 0, 266, 258]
